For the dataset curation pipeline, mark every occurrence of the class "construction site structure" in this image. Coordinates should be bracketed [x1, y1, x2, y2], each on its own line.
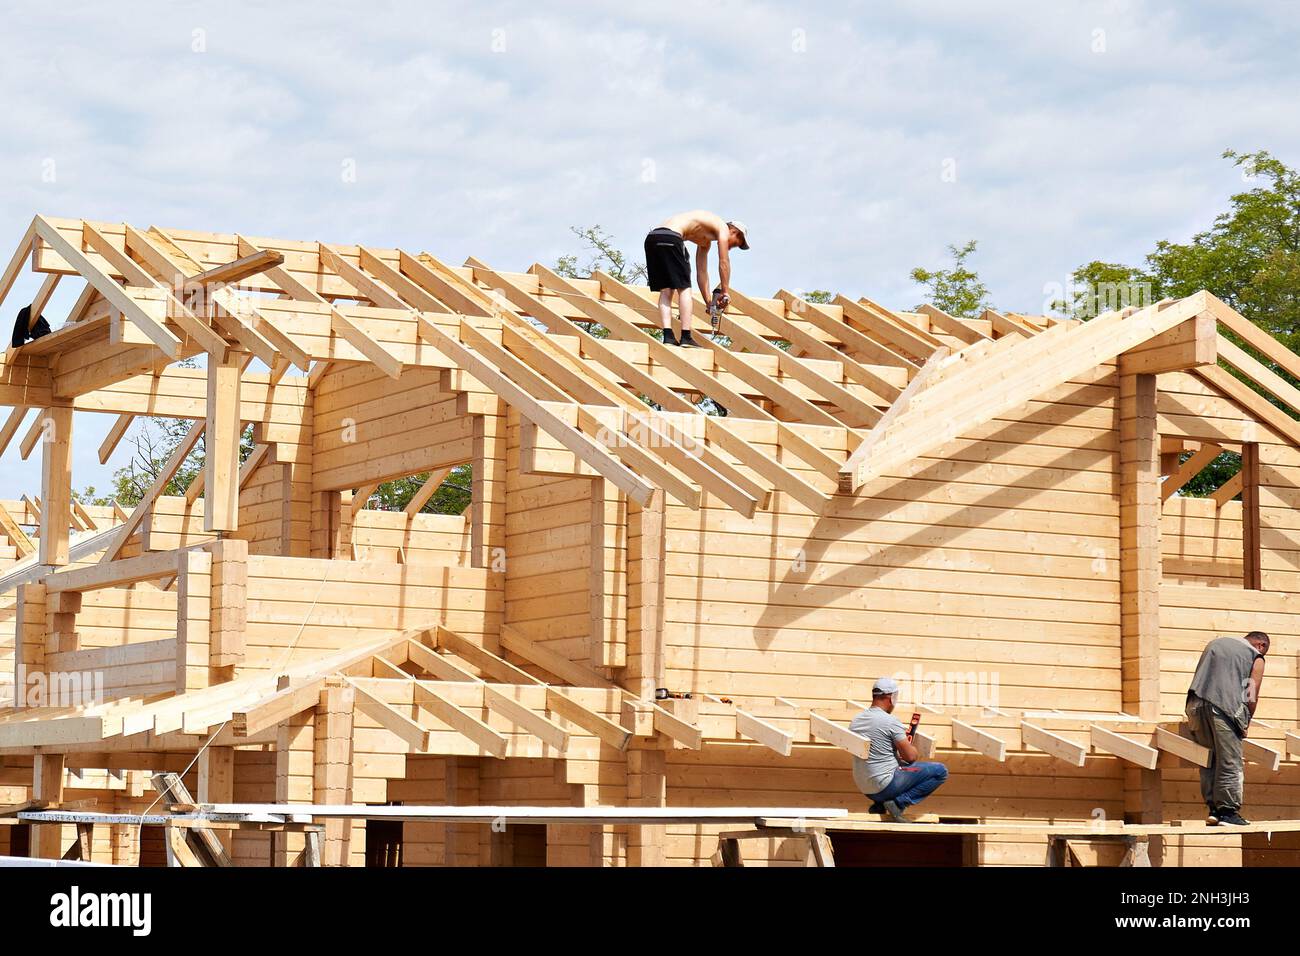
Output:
[0, 215, 1298, 867]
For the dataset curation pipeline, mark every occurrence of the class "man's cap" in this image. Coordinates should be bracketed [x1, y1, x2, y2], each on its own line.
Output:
[872, 676, 900, 697]
[727, 220, 750, 250]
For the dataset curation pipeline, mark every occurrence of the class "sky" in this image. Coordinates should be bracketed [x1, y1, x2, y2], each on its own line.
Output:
[2, 0, 1300, 495]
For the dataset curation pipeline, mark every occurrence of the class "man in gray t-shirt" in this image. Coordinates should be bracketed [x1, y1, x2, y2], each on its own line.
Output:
[849, 677, 948, 822]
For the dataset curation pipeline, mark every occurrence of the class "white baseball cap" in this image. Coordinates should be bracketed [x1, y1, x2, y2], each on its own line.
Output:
[727, 220, 750, 250]
[872, 676, 900, 697]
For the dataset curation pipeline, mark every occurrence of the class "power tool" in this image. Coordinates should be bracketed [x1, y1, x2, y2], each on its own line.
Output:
[708, 286, 729, 332]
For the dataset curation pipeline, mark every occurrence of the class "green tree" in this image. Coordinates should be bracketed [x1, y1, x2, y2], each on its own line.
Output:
[911, 240, 990, 318]
[1059, 149, 1300, 498]
[80, 418, 254, 508]
[554, 225, 647, 286]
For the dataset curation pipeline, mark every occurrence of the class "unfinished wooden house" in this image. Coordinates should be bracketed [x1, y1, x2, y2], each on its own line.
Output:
[0, 214, 1298, 867]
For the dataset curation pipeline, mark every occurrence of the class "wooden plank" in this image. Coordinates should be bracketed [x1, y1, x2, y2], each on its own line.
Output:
[1153, 727, 1210, 767]
[735, 709, 794, 756]
[1019, 721, 1086, 766]
[32, 218, 182, 359]
[545, 687, 630, 750]
[951, 719, 1007, 761]
[204, 353, 242, 532]
[343, 676, 430, 751]
[809, 712, 869, 758]
[403, 465, 453, 517]
[1090, 725, 1159, 770]
[499, 624, 615, 688]
[411, 681, 508, 757]
[101, 420, 204, 562]
[1242, 738, 1281, 772]
[39, 405, 73, 566]
[98, 413, 134, 464]
[0, 501, 35, 556]
[918, 304, 987, 345]
[839, 347, 950, 492]
[0, 404, 29, 457]
[81, 221, 230, 358]
[435, 628, 542, 685]
[1161, 442, 1222, 501]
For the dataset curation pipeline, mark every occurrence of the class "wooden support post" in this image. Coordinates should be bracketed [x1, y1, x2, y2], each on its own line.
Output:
[313, 679, 355, 866]
[626, 748, 666, 867]
[209, 538, 247, 671]
[274, 709, 316, 866]
[204, 353, 243, 532]
[444, 757, 484, 866]
[627, 489, 666, 699]
[198, 746, 235, 856]
[1242, 442, 1261, 589]
[38, 405, 73, 566]
[589, 477, 627, 669]
[30, 754, 65, 859]
[176, 549, 214, 692]
[1117, 370, 1162, 720]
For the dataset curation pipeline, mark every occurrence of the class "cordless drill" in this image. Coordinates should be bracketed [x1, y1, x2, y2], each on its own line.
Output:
[708, 286, 728, 332]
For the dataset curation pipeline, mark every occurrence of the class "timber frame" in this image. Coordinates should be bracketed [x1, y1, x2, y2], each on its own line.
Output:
[1, 216, 1299, 866]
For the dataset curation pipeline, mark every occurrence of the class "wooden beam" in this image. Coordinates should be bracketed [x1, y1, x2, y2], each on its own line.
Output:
[1242, 738, 1281, 772]
[545, 687, 630, 750]
[231, 679, 326, 738]
[735, 709, 794, 756]
[343, 676, 430, 751]
[434, 628, 541, 685]
[419, 319, 656, 506]
[918, 304, 987, 345]
[186, 249, 285, 289]
[39, 405, 73, 566]
[1090, 725, 1159, 770]
[835, 295, 940, 362]
[809, 712, 870, 758]
[651, 704, 703, 750]
[1121, 312, 1217, 374]
[1020, 721, 1086, 766]
[499, 624, 615, 688]
[410, 681, 508, 757]
[775, 289, 920, 372]
[0, 404, 29, 457]
[101, 420, 204, 562]
[0, 501, 35, 556]
[77, 221, 229, 358]
[98, 413, 134, 464]
[125, 226, 284, 368]
[839, 347, 950, 492]
[1161, 442, 1223, 501]
[403, 465, 453, 517]
[1153, 727, 1210, 767]
[1211, 472, 1243, 507]
[951, 719, 1007, 761]
[204, 353, 242, 532]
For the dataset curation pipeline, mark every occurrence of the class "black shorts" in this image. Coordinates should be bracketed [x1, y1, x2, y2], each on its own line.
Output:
[644, 227, 690, 291]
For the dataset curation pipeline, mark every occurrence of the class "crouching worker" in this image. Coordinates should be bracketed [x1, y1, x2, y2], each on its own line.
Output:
[850, 677, 948, 823]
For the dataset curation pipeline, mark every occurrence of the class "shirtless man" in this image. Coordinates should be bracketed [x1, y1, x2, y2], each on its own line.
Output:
[643, 211, 749, 347]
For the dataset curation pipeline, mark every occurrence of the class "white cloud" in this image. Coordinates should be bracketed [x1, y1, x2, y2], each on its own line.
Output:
[2, 0, 1299, 493]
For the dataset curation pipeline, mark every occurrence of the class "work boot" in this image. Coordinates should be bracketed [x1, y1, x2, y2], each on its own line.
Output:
[1205, 805, 1219, 825]
[1216, 810, 1250, 826]
[679, 331, 702, 348]
[882, 800, 910, 823]
[868, 802, 886, 815]
[661, 328, 679, 346]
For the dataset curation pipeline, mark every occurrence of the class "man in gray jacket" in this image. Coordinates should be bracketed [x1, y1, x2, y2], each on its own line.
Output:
[1185, 631, 1269, 826]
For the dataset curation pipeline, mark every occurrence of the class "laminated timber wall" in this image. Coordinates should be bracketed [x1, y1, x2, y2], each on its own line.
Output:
[663, 363, 1124, 713]
[504, 406, 627, 672]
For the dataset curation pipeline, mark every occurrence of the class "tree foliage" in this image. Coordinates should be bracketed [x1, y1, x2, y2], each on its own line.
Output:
[910, 240, 990, 319]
